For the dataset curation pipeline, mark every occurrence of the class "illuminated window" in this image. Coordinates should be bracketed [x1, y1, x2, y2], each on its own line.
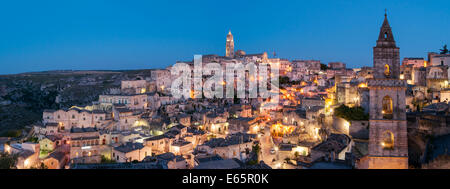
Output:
[382, 96, 393, 119]
[384, 64, 390, 77]
[381, 131, 394, 150]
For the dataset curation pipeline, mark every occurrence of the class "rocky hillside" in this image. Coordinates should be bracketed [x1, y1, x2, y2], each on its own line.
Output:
[0, 69, 153, 137]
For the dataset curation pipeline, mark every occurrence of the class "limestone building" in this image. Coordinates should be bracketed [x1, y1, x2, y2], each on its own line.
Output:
[225, 30, 234, 58]
[361, 14, 408, 169]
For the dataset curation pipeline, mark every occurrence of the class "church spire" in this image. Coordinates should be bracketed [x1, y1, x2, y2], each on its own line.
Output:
[376, 11, 396, 47]
[226, 30, 235, 57]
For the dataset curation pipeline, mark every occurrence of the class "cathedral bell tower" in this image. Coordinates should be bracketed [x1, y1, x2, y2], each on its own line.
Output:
[226, 30, 235, 58]
[364, 13, 408, 169]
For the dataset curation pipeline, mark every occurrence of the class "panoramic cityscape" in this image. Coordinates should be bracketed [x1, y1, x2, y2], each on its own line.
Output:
[0, 1, 449, 173]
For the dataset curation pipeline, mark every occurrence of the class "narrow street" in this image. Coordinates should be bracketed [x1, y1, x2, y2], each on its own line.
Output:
[259, 130, 276, 168]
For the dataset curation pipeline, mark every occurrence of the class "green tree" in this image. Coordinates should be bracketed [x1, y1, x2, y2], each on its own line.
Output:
[320, 63, 328, 71]
[279, 76, 290, 85]
[2, 129, 22, 138]
[101, 155, 116, 163]
[252, 143, 261, 154]
[252, 143, 261, 161]
[333, 104, 369, 121]
[440, 44, 449, 55]
[0, 153, 18, 169]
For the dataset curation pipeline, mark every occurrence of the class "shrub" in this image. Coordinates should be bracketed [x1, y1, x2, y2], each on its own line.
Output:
[333, 104, 369, 121]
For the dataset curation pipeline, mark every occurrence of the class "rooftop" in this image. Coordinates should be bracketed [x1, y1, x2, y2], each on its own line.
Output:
[114, 142, 145, 153]
[194, 159, 241, 169]
[312, 133, 350, 153]
[202, 133, 255, 148]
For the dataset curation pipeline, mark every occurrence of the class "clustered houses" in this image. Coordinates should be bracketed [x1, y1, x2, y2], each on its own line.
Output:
[5, 15, 450, 169]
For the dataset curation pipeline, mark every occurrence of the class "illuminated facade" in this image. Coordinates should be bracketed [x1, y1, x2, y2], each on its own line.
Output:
[363, 14, 408, 169]
[225, 30, 234, 58]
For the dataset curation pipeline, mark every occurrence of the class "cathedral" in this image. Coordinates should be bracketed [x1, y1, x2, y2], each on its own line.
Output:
[225, 30, 235, 58]
[359, 13, 409, 169]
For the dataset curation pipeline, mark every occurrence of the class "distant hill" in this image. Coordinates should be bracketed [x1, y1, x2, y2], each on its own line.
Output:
[0, 69, 155, 136]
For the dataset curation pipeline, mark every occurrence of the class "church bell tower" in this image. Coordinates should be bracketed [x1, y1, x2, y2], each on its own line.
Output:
[226, 30, 235, 58]
[365, 13, 408, 169]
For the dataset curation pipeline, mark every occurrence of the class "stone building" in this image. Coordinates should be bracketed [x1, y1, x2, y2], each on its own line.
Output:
[426, 65, 449, 91]
[428, 52, 450, 77]
[69, 127, 103, 164]
[225, 30, 234, 58]
[328, 62, 346, 70]
[112, 142, 152, 162]
[151, 69, 173, 93]
[357, 66, 373, 80]
[196, 133, 255, 160]
[402, 57, 426, 68]
[360, 14, 408, 169]
[99, 93, 148, 110]
[42, 108, 109, 132]
[121, 79, 148, 94]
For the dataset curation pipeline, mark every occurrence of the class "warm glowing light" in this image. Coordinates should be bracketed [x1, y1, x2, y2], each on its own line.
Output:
[358, 83, 367, 88]
[344, 121, 350, 129]
[399, 74, 404, 80]
[5, 145, 10, 153]
[24, 159, 30, 167]
[173, 146, 180, 153]
[275, 163, 281, 168]
[141, 88, 146, 93]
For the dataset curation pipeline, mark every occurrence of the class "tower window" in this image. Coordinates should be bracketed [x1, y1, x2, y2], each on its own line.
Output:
[382, 96, 393, 119]
[384, 32, 388, 39]
[384, 64, 390, 77]
[381, 131, 394, 150]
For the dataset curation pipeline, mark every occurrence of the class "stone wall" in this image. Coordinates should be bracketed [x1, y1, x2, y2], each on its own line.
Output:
[349, 120, 369, 139]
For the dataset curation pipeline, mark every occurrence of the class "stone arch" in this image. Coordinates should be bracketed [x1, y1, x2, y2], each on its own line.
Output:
[384, 64, 390, 77]
[381, 130, 394, 149]
[382, 96, 393, 119]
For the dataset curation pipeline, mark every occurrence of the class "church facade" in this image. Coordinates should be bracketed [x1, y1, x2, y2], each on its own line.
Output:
[359, 14, 409, 169]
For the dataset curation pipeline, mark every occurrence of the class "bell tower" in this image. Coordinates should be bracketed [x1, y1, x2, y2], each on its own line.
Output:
[364, 13, 408, 169]
[373, 13, 400, 80]
[226, 30, 234, 58]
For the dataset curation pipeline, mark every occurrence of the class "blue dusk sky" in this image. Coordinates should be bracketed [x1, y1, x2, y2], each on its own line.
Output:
[0, 0, 449, 74]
